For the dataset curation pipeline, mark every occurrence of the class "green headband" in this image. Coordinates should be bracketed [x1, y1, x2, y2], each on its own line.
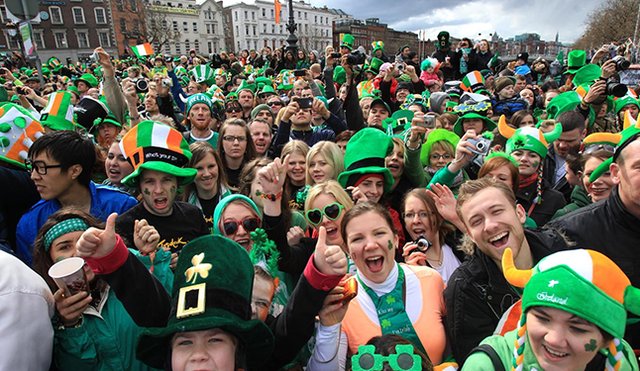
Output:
[44, 218, 89, 251]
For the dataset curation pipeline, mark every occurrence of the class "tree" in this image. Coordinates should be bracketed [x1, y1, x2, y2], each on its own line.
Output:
[145, 9, 181, 51]
[575, 0, 639, 49]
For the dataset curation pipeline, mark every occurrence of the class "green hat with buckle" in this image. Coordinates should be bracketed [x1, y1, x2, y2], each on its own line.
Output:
[340, 34, 355, 50]
[136, 235, 275, 369]
[365, 57, 384, 75]
[338, 127, 394, 193]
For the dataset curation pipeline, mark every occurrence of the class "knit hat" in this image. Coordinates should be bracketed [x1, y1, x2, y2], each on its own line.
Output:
[444, 80, 463, 98]
[74, 73, 98, 88]
[186, 93, 214, 115]
[40, 91, 77, 131]
[0, 103, 45, 169]
[502, 248, 640, 371]
[73, 96, 109, 132]
[499, 115, 562, 160]
[136, 235, 274, 369]
[212, 194, 261, 236]
[436, 31, 451, 49]
[516, 52, 529, 64]
[494, 76, 516, 94]
[337, 128, 394, 193]
[340, 34, 355, 50]
[572, 64, 601, 87]
[371, 41, 384, 54]
[420, 128, 460, 166]
[461, 71, 487, 95]
[428, 92, 449, 115]
[614, 95, 640, 115]
[190, 64, 215, 86]
[564, 50, 587, 74]
[120, 120, 197, 187]
[250, 104, 273, 119]
[452, 101, 495, 137]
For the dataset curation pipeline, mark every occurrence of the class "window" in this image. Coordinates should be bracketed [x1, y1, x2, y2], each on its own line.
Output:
[185, 39, 190, 51]
[235, 26, 238, 35]
[271, 25, 274, 33]
[315, 15, 317, 23]
[97, 31, 110, 47]
[244, 11, 247, 19]
[279, 25, 282, 34]
[76, 30, 89, 48]
[129, 0, 137, 12]
[263, 24, 266, 33]
[270, 9, 273, 18]
[208, 41, 212, 53]
[206, 24, 211, 34]
[132, 19, 139, 33]
[251, 11, 254, 20]
[252, 25, 256, 36]
[120, 19, 127, 32]
[194, 40, 199, 52]
[164, 43, 170, 54]
[234, 11, 237, 21]
[116, 0, 124, 9]
[72, 7, 85, 24]
[175, 42, 181, 55]
[297, 11, 300, 17]
[49, 7, 63, 24]
[0, 6, 7, 23]
[173, 21, 178, 32]
[193, 22, 197, 32]
[212, 24, 217, 33]
[245, 25, 249, 35]
[183, 22, 188, 32]
[32, 31, 45, 48]
[94, 8, 106, 24]
[304, 12, 307, 20]
[5, 32, 19, 49]
[262, 8, 265, 17]
[54, 31, 68, 48]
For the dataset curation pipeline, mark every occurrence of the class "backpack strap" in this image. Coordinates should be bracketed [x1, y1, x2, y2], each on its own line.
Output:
[468, 344, 505, 371]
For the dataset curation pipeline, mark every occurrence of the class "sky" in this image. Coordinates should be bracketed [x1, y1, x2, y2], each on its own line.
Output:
[222, 0, 604, 43]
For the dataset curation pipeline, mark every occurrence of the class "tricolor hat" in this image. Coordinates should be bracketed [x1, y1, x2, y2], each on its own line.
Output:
[460, 71, 487, 95]
[190, 64, 215, 86]
[276, 70, 295, 90]
[174, 65, 188, 78]
[337, 128, 394, 193]
[0, 103, 45, 169]
[136, 235, 274, 369]
[498, 115, 562, 160]
[371, 41, 384, 53]
[341, 34, 355, 50]
[40, 91, 77, 131]
[502, 248, 640, 340]
[357, 80, 375, 99]
[47, 57, 62, 71]
[120, 120, 197, 187]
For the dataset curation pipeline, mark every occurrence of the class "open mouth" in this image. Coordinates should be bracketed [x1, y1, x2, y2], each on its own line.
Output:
[411, 227, 426, 236]
[543, 345, 569, 359]
[590, 187, 608, 197]
[154, 197, 168, 209]
[325, 227, 338, 240]
[313, 173, 325, 181]
[235, 238, 250, 250]
[388, 163, 400, 170]
[365, 256, 384, 272]
[488, 231, 509, 248]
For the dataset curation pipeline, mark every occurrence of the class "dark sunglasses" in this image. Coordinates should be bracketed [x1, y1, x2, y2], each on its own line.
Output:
[225, 107, 242, 113]
[267, 101, 283, 107]
[306, 203, 344, 226]
[223, 217, 260, 235]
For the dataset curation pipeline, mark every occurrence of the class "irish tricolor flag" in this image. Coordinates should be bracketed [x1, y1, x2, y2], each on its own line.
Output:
[131, 43, 154, 57]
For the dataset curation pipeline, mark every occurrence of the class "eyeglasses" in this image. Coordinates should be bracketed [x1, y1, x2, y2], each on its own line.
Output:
[306, 203, 344, 225]
[267, 101, 283, 107]
[25, 159, 62, 175]
[402, 211, 434, 220]
[222, 135, 247, 142]
[429, 153, 453, 161]
[223, 217, 260, 236]
[225, 107, 242, 113]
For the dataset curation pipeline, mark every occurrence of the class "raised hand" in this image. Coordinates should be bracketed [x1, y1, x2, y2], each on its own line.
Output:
[257, 155, 289, 196]
[53, 289, 91, 326]
[76, 213, 118, 259]
[134, 219, 160, 254]
[319, 277, 351, 326]
[347, 186, 368, 204]
[402, 241, 427, 266]
[286, 226, 305, 246]
[314, 226, 348, 277]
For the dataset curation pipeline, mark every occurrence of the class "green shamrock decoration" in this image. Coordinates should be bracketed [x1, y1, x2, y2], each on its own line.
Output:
[385, 296, 396, 305]
[381, 319, 392, 329]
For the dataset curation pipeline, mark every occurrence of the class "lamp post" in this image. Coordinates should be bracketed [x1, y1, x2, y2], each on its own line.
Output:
[285, 0, 298, 55]
[6, 22, 25, 58]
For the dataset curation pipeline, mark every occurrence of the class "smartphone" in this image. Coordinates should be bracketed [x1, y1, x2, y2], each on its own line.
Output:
[342, 276, 358, 304]
[293, 69, 305, 77]
[294, 97, 313, 109]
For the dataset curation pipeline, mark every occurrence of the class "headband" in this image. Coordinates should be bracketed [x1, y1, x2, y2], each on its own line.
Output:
[44, 218, 89, 251]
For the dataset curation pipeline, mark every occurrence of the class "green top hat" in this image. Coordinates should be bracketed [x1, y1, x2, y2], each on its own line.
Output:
[564, 50, 586, 74]
[371, 41, 384, 54]
[136, 235, 275, 369]
[75, 73, 98, 88]
[437, 31, 451, 49]
[420, 128, 460, 166]
[452, 101, 495, 137]
[365, 57, 384, 75]
[337, 128, 395, 193]
[572, 64, 601, 87]
[341, 34, 355, 50]
[382, 109, 413, 135]
[120, 120, 197, 187]
[39, 91, 76, 131]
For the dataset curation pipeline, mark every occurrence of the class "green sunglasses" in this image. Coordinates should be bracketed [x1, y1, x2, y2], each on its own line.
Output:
[305, 203, 344, 225]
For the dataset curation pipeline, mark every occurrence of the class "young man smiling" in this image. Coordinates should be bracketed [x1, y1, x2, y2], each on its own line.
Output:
[115, 121, 209, 256]
[443, 178, 568, 364]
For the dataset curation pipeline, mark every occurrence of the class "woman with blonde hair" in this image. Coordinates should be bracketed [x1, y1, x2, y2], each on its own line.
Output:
[306, 141, 344, 186]
[281, 140, 310, 211]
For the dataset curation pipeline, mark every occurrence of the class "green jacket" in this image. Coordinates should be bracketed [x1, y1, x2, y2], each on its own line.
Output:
[551, 186, 592, 221]
[54, 249, 172, 371]
[403, 146, 428, 188]
[462, 328, 639, 371]
[426, 164, 469, 195]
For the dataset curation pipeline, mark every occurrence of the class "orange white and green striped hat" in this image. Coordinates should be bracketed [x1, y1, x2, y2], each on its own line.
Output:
[39, 91, 76, 131]
[119, 120, 196, 187]
[0, 103, 44, 169]
[502, 248, 640, 339]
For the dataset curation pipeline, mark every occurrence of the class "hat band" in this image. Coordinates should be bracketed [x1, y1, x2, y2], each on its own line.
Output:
[134, 147, 189, 168]
[171, 286, 252, 321]
[346, 157, 386, 172]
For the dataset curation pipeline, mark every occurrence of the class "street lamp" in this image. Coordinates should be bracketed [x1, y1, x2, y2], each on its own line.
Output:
[285, 0, 298, 55]
[6, 22, 25, 57]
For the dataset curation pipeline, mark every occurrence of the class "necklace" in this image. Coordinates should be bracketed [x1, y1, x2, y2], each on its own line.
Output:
[425, 246, 443, 266]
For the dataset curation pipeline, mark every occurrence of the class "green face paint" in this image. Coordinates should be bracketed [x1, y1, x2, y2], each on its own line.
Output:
[532, 160, 540, 170]
[387, 240, 394, 251]
[55, 256, 66, 263]
[584, 339, 597, 352]
[144, 188, 151, 196]
[170, 186, 176, 194]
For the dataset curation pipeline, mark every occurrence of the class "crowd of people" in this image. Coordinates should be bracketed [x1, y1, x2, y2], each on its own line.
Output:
[1, 29, 640, 371]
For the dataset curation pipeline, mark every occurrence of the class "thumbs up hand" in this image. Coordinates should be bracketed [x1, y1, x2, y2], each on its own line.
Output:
[314, 226, 348, 277]
[76, 213, 118, 259]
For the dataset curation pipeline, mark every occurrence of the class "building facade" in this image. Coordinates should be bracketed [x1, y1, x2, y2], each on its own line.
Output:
[332, 18, 418, 56]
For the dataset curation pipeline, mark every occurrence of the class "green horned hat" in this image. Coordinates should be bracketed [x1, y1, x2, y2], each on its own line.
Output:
[340, 34, 355, 50]
[337, 128, 394, 193]
[590, 111, 640, 182]
[498, 115, 562, 160]
[136, 235, 275, 369]
[371, 40, 385, 54]
[120, 120, 197, 187]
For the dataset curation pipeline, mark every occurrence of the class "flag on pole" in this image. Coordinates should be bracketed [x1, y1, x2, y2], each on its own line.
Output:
[275, 0, 281, 24]
[131, 43, 154, 57]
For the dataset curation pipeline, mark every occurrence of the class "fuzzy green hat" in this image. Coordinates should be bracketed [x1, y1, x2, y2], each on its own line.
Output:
[338, 128, 394, 193]
[572, 64, 601, 87]
[120, 120, 197, 187]
[614, 95, 640, 115]
[190, 64, 215, 86]
[502, 248, 640, 341]
[186, 93, 214, 115]
[452, 101, 495, 137]
[136, 234, 274, 369]
[0, 103, 45, 169]
[340, 34, 355, 50]
[420, 128, 460, 166]
[498, 115, 562, 160]
[39, 91, 76, 131]
[564, 50, 586, 74]
[333, 66, 346, 85]
[212, 194, 260, 236]
[75, 73, 98, 88]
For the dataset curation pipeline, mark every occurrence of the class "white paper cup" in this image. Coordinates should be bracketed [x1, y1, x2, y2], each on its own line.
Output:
[48, 257, 89, 297]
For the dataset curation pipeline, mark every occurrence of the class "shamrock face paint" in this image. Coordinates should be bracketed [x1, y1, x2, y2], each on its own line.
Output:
[387, 240, 394, 251]
[584, 339, 597, 352]
[144, 188, 151, 196]
[170, 186, 176, 194]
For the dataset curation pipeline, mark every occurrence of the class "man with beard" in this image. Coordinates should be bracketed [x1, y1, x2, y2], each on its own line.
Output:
[183, 94, 219, 149]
